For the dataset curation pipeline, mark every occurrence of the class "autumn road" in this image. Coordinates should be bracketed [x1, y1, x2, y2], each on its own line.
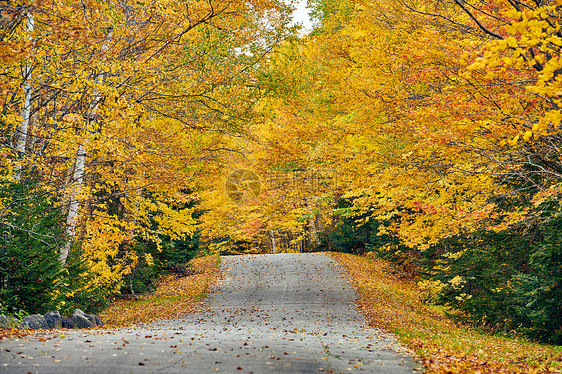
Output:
[0, 253, 422, 373]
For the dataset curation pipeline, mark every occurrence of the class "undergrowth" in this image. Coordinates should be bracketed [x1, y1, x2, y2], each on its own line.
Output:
[331, 252, 562, 373]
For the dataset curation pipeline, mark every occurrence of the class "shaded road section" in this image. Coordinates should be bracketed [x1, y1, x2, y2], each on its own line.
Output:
[0, 253, 421, 373]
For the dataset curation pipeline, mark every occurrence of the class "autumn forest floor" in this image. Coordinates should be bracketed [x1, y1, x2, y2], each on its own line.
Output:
[1, 252, 560, 373]
[331, 252, 562, 373]
[101, 254, 223, 326]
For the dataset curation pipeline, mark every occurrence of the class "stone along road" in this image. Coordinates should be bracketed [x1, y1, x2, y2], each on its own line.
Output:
[0, 253, 422, 373]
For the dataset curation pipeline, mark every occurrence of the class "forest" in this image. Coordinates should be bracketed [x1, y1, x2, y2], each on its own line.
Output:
[1, 0, 561, 345]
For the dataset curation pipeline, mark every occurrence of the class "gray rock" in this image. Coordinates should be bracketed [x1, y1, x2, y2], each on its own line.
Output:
[92, 314, 103, 326]
[0, 315, 22, 329]
[61, 316, 74, 329]
[85, 314, 95, 325]
[22, 314, 49, 329]
[73, 309, 86, 316]
[71, 309, 92, 328]
[86, 314, 103, 326]
[44, 311, 62, 329]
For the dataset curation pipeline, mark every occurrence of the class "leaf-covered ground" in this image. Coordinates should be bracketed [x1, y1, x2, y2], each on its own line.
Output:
[331, 252, 562, 373]
[101, 255, 222, 326]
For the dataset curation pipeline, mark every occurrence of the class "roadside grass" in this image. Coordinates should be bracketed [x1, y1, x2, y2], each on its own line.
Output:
[331, 252, 562, 373]
[101, 254, 222, 327]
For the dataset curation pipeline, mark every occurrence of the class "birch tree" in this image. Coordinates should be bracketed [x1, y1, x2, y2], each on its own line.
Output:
[1, 0, 293, 288]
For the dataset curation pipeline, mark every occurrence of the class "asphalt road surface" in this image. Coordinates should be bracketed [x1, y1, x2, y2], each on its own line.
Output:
[0, 253, 422, 373]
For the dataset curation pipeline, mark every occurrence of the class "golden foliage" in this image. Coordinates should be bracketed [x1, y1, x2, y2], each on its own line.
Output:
[200, 0, 562, 257]
[1, 0, 292, 290]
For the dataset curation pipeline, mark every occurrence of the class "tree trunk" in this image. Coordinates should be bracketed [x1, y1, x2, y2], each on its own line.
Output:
[269, 230, 277, 253]
[59, 144, 86, 263]
[59, 33, 112, 264]
[16, 13, 34, 158]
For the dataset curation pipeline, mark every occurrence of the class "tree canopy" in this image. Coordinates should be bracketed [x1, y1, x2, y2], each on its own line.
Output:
[1, 0, 561, 343]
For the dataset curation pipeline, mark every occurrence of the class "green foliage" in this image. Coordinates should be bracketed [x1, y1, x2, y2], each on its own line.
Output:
[511, 213, 562, 343]
[159, 230, 201, 267]
[321, 199, 404, 257]
[0, 169, 112, 316]
[422, 210, 562, 344]
[425, 231, 528, 328]
[319, 199, 405, 263]
[57, 251, 112, 315]
[0, 171, 65, 314]
[325, 198, 561, 344]
[308, 0, 355, 28]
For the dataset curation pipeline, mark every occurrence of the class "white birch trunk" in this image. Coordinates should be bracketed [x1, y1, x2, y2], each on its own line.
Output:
[16, 14, 34, 157]
[59, 144, 86, 263]
[59, 33, 112, 264]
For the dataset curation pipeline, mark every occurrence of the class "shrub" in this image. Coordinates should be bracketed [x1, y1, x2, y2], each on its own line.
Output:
[426, 215, 562, 344]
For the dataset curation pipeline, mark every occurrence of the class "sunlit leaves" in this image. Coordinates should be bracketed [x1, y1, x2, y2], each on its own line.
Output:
[1, 0, 291, 291]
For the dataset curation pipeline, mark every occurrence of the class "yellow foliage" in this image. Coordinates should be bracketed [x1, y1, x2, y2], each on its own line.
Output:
[209, 0, 562, 255]
[1, 0, 291, 289]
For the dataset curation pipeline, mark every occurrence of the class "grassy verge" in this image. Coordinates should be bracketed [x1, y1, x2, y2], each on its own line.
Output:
[331, 252, 562, 373]
[101, 254, 222, 327]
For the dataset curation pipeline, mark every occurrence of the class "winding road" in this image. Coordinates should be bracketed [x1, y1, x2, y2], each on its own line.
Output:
[0, 253, 422, 373]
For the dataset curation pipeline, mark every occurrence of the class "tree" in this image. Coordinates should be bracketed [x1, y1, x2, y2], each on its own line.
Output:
[0, 168, 64, 314]
[210, 0, 562, 341]
[1, 0, 293, 303]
